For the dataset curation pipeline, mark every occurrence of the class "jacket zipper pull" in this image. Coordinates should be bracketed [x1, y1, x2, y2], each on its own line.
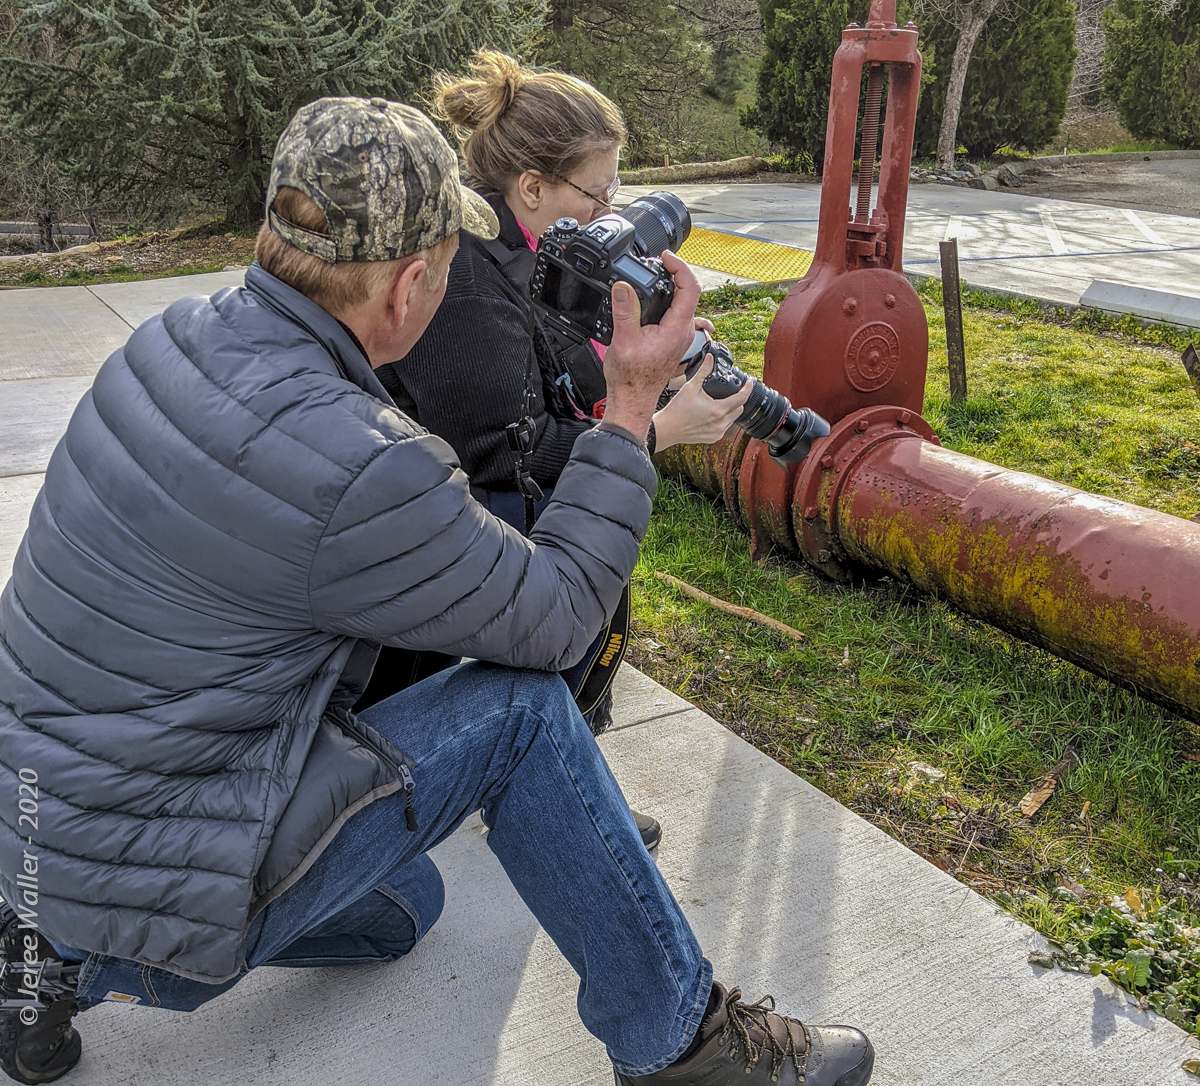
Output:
[399, 763, 419, 832]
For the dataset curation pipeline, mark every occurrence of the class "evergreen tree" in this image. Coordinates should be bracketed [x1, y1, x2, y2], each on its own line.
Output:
[913, 0, 1076, 159]
[1103, 0, 1200, 148]
[541, 0, 710, 160]
[740, 0, 869, 169]
[0, 0, 546, 226]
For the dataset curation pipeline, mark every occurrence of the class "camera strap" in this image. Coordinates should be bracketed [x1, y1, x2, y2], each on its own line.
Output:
[503, 298, 543, 535]
[476, 237, 546, 536]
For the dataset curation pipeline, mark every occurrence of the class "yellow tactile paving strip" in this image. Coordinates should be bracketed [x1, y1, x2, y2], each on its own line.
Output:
[678, 226, 814, 284]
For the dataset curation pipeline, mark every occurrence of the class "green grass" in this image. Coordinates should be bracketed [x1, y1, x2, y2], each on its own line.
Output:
[9, 261, 232, 289]
[631, 286, 1200, 1031]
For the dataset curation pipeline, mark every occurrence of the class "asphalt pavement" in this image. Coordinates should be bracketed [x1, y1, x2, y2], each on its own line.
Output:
[620, 181, 1200, 307]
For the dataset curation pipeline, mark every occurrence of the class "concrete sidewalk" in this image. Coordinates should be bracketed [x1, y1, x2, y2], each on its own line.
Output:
[24, 666, 1195, 1086]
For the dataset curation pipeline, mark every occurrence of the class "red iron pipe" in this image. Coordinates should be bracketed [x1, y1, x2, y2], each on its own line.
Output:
[655, 0, 1200, 721]
[658, 412, 1200, 723]
[829, 426, 1200, 723]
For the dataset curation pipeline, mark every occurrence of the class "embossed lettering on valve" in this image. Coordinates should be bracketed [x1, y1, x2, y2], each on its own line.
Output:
[845, 321, 900, 392]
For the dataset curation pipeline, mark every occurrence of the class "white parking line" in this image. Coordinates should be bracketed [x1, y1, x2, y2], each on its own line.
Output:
[1120, 207, 1166, 247]
[943, 216, 964, 243]
[735, 222, 764, 235]
[1039, 211, 1069, 255]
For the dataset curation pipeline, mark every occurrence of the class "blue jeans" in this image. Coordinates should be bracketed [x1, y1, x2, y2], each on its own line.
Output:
[52, 663, 711, 1076]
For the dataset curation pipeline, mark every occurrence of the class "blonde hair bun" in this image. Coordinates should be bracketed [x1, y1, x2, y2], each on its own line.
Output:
[434, 49, 528, 132]
[431, 50, 626, 196]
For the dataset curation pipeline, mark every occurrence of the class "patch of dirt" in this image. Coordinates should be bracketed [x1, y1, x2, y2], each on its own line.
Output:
[1012, 158, 1200, 219]
[1043, 111, 1134, 156]
[0, 223, 255, 287]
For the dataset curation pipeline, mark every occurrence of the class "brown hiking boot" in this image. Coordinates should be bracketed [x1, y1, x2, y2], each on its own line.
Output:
[614, 982, 874, 1086]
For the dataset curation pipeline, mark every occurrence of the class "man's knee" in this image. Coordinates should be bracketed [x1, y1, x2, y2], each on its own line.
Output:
[441, 662, 580, 739]
[379, 852, 445, 945]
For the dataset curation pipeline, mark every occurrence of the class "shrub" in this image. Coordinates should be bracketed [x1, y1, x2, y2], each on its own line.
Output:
[740, 0, 869, 169]
[1103, 0, 1200, 148]
[914, 0, 1076, 159]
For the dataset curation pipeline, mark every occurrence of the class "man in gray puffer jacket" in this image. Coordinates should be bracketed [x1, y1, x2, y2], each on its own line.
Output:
[0, 97, 875, 1086]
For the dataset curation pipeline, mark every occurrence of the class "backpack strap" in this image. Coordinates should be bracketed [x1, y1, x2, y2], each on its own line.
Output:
[476, 236, 537, 291]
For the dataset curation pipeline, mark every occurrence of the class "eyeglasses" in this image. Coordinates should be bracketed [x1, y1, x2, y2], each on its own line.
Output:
[557, 175, 621, 209]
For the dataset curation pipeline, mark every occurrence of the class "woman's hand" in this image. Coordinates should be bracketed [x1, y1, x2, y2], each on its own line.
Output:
[651, 352, 754, 453]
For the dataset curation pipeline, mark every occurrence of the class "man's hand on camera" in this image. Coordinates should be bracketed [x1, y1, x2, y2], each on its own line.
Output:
[651, 352, 753, 452]
[601, 250, 701, 443]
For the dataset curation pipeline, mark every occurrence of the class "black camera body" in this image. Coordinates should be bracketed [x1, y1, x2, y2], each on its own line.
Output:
[529, 190, 830, 466]
[530, 192, 691, 345]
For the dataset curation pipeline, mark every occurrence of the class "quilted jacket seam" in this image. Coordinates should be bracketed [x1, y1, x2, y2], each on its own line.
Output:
[112, 352, 327, 525]
[22, 887, 246, 934]
[19, 544, 283, 696]
[179, 299, 370, 474]
[309, 492, 477, 596]
[23, 484, 298, 638]
[6, 559, 183, 698]
[0, 597, 88, 716]
[304, 438, 411, 629]
[64, 419, 310, 573]
[326, 511, 505, 632]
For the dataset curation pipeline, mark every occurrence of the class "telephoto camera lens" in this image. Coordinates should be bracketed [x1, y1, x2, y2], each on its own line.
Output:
[620, 191, 691, 257]
[682, 332, 830, 465]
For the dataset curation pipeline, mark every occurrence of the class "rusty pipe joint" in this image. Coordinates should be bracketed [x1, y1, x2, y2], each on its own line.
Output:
[794, 406, 939, 581]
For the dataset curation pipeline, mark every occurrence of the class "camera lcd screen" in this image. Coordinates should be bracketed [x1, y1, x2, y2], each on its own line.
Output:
[538, 262, 607, 334]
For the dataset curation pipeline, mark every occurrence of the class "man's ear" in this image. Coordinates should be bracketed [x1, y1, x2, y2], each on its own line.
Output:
[515, 170, 544, 212]
[385, 258, 429, 332]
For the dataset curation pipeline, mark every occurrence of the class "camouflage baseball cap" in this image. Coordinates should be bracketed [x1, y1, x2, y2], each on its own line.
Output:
[266, 96, 498, 263]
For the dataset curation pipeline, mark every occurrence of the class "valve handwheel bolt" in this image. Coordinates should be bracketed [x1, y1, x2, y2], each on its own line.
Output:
[804, 506, 818, 520]
[855, 417, 870, 432]
[820, 455, 835, 470]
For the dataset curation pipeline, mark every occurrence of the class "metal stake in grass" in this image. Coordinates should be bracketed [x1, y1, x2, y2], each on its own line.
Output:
[940, 238, 967, 403]
[1182, 342, 1200, 404]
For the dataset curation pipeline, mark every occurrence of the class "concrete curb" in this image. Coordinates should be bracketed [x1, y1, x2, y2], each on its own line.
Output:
[698, 272, 1199, 338]
[1009, 148, 1200, 169]
[903, 270, 1200, 336]
[977, 147, 1200, 192]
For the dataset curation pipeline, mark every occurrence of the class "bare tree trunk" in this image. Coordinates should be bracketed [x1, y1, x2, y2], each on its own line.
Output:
[935, 0, 1001, 170]
[35, 158, 59, 251]
[223, 99, 264, 228]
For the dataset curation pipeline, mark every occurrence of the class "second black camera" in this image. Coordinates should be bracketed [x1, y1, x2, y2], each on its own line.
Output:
[530, 191, 690, 345]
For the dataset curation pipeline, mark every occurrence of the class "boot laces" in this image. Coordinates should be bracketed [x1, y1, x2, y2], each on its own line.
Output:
[721, 988, 809, 1083]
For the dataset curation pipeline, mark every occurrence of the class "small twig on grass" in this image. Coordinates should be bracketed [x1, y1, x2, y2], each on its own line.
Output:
[1018, 749, 1078, 818]
[952, 825, 982, 877]
[654, 572, 805, 641]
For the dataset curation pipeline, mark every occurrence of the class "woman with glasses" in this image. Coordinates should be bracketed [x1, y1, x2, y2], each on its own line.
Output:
[371, 53, 748, 801]
[379, 51, 745, 504]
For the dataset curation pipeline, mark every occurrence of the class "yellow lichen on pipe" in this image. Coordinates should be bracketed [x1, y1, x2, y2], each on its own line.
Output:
[835, 438, 1200, 721]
